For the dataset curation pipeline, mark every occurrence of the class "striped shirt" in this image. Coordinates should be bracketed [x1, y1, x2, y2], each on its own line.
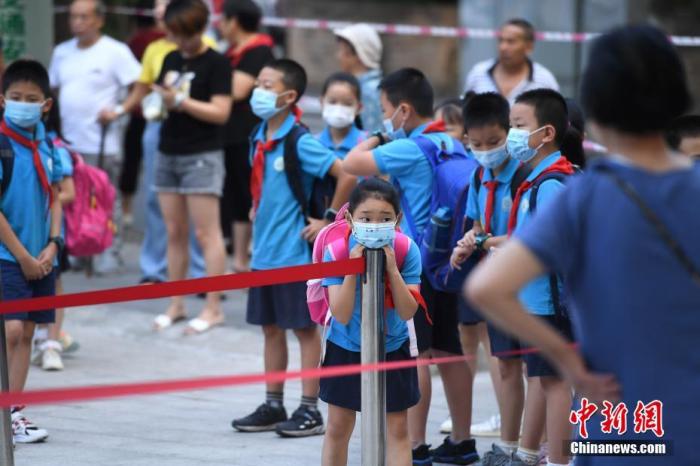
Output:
[464, 58, 559, 105]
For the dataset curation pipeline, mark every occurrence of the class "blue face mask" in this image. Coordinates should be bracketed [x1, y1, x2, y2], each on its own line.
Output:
[383, 107, 407, 140]
[250, 88, 288, 121]
[4, 100, 45, 129]
[472, 142, 509, 169]
[352, 221, 396, 249]
[506, 126, 546, 163]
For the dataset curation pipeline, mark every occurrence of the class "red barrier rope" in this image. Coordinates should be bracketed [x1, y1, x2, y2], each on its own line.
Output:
[0, 258, 364, 315]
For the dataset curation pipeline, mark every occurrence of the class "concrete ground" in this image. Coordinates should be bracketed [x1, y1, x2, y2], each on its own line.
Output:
[12, 242, 499, 466]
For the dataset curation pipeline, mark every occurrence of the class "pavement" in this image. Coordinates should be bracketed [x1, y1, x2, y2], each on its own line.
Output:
[12, 242, 499, 466]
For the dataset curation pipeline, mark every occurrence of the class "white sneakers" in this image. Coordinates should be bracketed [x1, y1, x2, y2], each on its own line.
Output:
[12, 411, 48, 444]
[33, 340, 64, 371]
[440, 413, 502, 437]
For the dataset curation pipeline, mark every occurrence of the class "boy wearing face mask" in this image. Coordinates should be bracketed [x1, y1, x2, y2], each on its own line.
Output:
[451, 92, 529, 465]
[317, 72, 366, 159]
[500, 88, 578, 466]
[344, 68, 479, 466]
[0, 59, 64, 444]
[232, 58, 356, 438]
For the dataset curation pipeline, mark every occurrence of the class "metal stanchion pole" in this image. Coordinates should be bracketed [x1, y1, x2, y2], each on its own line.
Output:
[0, 267, 15, 465]
[361, 248, 386, 466]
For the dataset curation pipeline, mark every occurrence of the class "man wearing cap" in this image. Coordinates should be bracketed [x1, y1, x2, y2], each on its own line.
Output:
[335, 23, 384, 132]
[464, 18, 558, 105]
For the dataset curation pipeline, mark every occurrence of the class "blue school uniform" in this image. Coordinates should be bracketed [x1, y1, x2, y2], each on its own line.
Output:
[316, 125, 364, 160]
[322, 236, 422, 352]
[249, 113, 338, 270]
[372, 124, 455, 241]
[513, 151, 566, 316]
[0, 118, 62, 324]
[466, 158, 520, 235]
[518, 158, 700, 465]
[320, 236, 422, 413]
[0, 118, 63, 263]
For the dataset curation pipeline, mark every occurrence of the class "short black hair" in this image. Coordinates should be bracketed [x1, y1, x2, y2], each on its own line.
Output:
[515, 88, 569, 147]
[665, 115, 700, 150]
[164, 0, 209, 37]
[265, 58, 307, 103]
[223, 0, 262, 32]
[581, 24, 691, 135]
[503, 18, 535, 42]
[463, 92, 510, 132]
[348, 177, 401, 216]
[2, 59, 51, 97]
[378, 68, 434, 118]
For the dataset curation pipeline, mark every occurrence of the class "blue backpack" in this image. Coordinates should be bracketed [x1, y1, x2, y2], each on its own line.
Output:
[393, 135, 480, 292]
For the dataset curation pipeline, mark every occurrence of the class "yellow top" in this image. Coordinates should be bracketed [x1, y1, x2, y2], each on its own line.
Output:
[138, 35, 220, 85]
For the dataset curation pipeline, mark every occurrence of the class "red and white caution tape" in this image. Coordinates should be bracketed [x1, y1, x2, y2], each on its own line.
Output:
[52, 6, 700, 46]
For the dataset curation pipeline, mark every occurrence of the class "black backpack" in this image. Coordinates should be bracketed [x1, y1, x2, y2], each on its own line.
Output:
[0, 133, 55, 196]
[250, 123, 336, 223]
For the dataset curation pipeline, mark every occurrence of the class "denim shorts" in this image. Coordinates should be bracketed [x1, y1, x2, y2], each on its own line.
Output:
[0, 260, 56, 323]
[154, 150, 225, 196]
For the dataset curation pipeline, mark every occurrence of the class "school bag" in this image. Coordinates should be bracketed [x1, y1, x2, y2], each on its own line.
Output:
[392, 133, 480, 293]
[0, 133, 56, 202]
[57, 140, 116, 257]
[249, 122, 334, 223]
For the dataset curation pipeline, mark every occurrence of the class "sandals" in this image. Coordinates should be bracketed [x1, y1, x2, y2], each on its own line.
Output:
[153, 314, 186, 331]
[184, 317, 224, 335]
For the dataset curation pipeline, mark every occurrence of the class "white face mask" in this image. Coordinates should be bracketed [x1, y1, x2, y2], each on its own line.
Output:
[322, 103, 356, 129]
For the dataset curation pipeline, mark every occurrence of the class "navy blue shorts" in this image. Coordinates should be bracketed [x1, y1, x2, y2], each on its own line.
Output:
[320, 340, 420, 413]
[458, 295, 483, 326]
[488, 322, 522, 360]
[524, 314, 574, 378]
[413, 275, 462, 355]
[246, 279, 314, 329]
[0, 260, 56, 323]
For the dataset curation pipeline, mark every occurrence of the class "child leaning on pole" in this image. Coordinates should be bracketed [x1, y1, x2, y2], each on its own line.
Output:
[0, 59, 64, 444]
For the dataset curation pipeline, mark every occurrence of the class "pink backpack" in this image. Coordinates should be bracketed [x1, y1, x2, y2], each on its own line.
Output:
[62, 148, 116, 256]
[306, 203, 412, 326]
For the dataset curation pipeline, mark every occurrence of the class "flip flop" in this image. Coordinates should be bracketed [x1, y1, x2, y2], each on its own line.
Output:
[184, 317, 224, 335]
[153, 314, 185, 331]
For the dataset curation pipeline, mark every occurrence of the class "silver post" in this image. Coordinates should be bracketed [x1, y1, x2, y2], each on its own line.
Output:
[361, 248, 386, 466]
[0, 274, 15, 465]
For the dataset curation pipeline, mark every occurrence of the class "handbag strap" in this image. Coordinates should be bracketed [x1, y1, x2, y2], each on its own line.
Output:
[602, 169, 700, 285]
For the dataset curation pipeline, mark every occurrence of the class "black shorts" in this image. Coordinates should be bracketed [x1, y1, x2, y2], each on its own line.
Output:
[488, 322, 522, 360]
[222, 142, 252, 223]
[458, 294, 483, 326]
[524, 314, 574, 378]
[246, 279, 314, 329]
[56, 246, 70, 277]
[413, 275, 462, 355]
[1, 260, 56, 323]
[320, 340, 420, 413]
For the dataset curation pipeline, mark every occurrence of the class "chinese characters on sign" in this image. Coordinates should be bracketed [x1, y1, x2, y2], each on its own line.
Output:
[570, 398, 664, 439]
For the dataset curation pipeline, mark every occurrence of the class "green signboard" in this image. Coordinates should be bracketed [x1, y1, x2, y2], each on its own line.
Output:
[1, 0, 26, 61]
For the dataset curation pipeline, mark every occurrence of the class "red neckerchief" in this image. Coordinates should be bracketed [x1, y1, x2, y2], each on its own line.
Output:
[423, 119, 446, 134]
[0, 120, 53, 207]
[249, 106, 303, 211]
[507, 156, 574, 235]
[482, 180, 499, 235]
[227, 34, 274, 68]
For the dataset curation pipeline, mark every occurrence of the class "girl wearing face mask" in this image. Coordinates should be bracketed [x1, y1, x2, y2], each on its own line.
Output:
[317, 72, 365, 159]
[320, 178, 424, 466]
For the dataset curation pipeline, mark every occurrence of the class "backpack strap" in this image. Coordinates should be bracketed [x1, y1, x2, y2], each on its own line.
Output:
[0, 133, 14, 197]
[283, 124, 312, 223]
[510, 163, 534, 201]
[393, 233, 411, 270]
[473, 166, 484, 197]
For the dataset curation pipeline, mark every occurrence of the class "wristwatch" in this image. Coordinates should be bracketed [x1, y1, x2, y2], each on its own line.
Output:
[474, 233, 491, 251]
[48, 236, 65, 256]
[324, 208, 338, 223]
[371, 131, 387, 146]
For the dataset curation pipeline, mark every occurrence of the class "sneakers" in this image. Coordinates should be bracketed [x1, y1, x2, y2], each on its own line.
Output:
[440, 417, 453, 434]
[412, 444, 433, 466]
[11, 411, 48, 444]
[42, 347, 64, 371]
[59, 332, 80, 354]
[430, 436, 479, 465]
[232, 403, 287, 432]
[472, 414, 501, 437]
[275, 406, 324, 437]
[476, 444, 512, 466]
